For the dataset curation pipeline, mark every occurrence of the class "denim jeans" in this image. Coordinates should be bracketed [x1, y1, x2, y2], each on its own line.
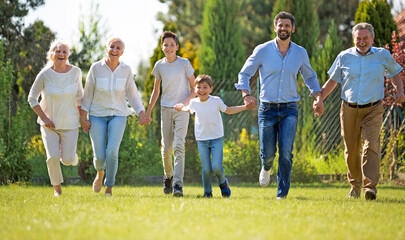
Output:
[197, 137, 226, 193]
[258, 102, 298, 197]
[89, 115, 127, 187]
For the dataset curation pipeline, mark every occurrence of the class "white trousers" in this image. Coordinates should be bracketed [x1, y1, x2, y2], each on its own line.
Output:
[40, 126, 79, 186]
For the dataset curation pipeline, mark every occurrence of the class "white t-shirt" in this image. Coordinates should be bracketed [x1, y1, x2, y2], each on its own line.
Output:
[81, 60, 145, 117]
[189, 96, 227, 141]
[28, 66, 83, 130]
[151, 57, 194, 107]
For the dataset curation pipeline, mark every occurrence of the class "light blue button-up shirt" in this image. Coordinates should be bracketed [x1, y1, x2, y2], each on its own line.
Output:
[235, 39, 321, 103]
[328, 46, 403, 105]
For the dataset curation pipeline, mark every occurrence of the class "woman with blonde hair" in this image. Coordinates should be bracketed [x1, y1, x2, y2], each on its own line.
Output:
[28, 39, 84, 196]
[81, 37, 146, 196]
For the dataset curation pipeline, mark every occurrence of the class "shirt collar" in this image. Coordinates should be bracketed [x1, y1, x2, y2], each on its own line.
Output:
[101, 59, 126, 68]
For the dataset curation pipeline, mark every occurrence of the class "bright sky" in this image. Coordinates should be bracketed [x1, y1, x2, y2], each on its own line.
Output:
[24, 0, 168, 74]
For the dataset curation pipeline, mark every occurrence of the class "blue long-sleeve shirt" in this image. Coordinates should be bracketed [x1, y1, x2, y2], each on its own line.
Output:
[328, 46, 403, 105]
[235, 39, 321, 103]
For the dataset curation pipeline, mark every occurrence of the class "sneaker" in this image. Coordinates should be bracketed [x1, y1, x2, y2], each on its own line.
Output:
[364, 189, 376, 200]
[163, 176, 173, 194]
[276, 195, 287, 200]
[219, 180, 231, 198]
[173, 184, 183, 197]
[348, 188, 360, 199]
[203, 192, 213, 198]
[259, 167, 271, 187]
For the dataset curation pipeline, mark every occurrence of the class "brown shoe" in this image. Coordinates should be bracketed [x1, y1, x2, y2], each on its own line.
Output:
[53, 184, 62, 197]
[364, 189, 376, 200]
[348, 188, 360, 199]
[105, 187, 113, 196]
[92, 171, 104, 193]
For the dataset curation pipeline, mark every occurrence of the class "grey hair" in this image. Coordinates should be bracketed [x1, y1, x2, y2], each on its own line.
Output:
[106, 37, 125, 50]
[352, 22, 374, 38]
[46, 39, 71, 67]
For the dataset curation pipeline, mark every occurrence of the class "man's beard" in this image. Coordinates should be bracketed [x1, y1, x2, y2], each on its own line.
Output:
[277, 30, 291, 40]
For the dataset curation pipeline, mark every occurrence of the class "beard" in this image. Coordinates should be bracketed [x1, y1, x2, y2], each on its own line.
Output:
[277, 30, 291, 40]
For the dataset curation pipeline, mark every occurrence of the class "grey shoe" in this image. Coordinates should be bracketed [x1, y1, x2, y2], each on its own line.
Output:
[173, 184, 183, 197]
[348, 188, 360, 199]
[259, 167, 270, 187]
[364, 189, 376, 200]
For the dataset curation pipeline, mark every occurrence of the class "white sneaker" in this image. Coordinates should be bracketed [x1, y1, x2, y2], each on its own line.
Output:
[259, 167, 270, 186]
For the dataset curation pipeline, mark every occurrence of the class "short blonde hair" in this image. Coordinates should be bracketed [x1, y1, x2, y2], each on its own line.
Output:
[106, 37, 125, 50]
[46, 39, 70, 67]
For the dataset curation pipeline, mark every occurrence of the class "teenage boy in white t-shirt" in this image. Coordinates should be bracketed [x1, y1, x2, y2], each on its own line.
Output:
[175, 75, 247, 198]
[145, 31, 196, 197]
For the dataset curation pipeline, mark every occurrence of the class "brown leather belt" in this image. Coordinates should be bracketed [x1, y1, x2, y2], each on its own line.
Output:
[343, 99, 381, 108]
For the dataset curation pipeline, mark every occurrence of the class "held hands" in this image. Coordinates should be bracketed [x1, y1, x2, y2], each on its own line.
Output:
[313, 93, 324, 117]
[80, 119, 91, 133]
[244, 96, 258, 110]
[174, 103, 184, 112]
[139, 111, 152, 126]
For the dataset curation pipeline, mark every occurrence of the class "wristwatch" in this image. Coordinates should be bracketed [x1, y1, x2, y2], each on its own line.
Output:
[243, 94, 250, 99]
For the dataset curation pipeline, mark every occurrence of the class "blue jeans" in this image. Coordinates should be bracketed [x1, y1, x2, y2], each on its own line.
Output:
[89, 115, 127, 187]
[197, 137, 226, 193]
[258, 102, 298, 197]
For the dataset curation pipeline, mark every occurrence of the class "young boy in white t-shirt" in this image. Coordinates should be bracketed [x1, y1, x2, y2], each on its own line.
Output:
[175, 75, 247, 198]
[145, 31, 196, 197]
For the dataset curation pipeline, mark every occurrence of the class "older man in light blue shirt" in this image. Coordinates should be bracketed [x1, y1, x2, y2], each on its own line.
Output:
[321, 22, 405, 200]
[235, 12, 323, 199]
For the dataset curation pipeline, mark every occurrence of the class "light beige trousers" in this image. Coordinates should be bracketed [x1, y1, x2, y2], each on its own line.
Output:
[340, 101, 384, 193]
[40, 126, 79, 186]
[161, 107, 189, 187]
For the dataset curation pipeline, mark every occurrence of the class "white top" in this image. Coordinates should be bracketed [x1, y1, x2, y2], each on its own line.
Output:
[189, 96, 227, 141]
[151, 57, 194, 107]
[82, 59, 145, 117]
[28, 66, 83, 130]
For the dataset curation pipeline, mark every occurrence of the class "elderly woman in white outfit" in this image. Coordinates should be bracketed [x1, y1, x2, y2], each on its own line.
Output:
[81, 37, 146, 196]
[28, 40, 84, 196]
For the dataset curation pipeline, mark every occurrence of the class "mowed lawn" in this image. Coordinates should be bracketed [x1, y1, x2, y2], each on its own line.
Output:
[1, 183, 405, 240]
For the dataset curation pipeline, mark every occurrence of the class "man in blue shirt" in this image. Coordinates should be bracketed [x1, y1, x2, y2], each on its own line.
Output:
[321, 22, 405, 200]
[235, 12, 324, 199]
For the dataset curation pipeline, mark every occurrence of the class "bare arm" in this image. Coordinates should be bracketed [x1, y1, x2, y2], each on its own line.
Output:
[145, 79, 161, 124]
[182, 75, 197, 106]
[32, 105, 55, 128]
[390, 73, 405, 103]
[321, 79, 338, 101]
[225, 105, 247, 114]
[79, 107, 91, 133]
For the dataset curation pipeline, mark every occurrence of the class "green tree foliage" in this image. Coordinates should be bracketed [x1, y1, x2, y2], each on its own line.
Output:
[271, 0, 320, 58]
[199, 0, 245, 88]
[69, 2, 106, 77]
[355, 0, 398, 48]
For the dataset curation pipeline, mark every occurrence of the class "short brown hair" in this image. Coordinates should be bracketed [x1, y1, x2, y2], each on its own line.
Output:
[161, 31, 179, 45]
[195, 74, 213, 88]
[273, 11, 295, 27]
[352, 22, 374, 38]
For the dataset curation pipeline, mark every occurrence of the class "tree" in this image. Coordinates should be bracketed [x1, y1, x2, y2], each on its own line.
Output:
[199, 0, 245, 89]
[271, 0, 320, 58]
[355, 0, 398, 48]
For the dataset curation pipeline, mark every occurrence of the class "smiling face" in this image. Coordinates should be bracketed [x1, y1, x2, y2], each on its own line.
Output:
[106, 40, 124, 61]
[274, 18, 295, 41]
[195, 82, 213, 102]
[51, 44, 69, 65]
[353, 29, 374, 55]
[161, 37, 179, 59]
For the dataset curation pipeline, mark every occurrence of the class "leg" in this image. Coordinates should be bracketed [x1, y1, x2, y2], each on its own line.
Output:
[210, 138, 226, 185]
[341, 103, 362, 192]
[40, 126, 63, 187]
[59, 128, 79, 166]
[197, 140, 213, 194]
[361, 103, 384, 196]
[276, 103, 298, 197]
[89, 115, 107, 193]
[161, 107, 174, 179]
[258, 103, 278, 171]
[104, 116, 127, 189]
[172, 110, 189, 187]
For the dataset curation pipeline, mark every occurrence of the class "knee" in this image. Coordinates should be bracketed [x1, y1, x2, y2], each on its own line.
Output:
[202, 169, 212, 177]
[46, 155, 60, 165]
[212, 165, 223, 175]
[106, 148, 119, 161]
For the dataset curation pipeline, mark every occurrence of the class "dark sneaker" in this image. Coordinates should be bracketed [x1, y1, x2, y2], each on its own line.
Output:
[203, 192, 213, 198]
[364, 189, 376, 200]
[173, 184, 183, 197]
[163, 176, 173, 194]
[219, 180, 231, 198]
[348, 188, 360, 199]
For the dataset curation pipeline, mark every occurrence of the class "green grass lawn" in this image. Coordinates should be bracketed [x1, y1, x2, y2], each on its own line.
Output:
[1, 183, 405, 240]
